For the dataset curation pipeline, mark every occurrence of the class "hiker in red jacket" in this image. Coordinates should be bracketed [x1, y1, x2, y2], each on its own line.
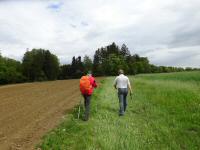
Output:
[80, 71, 97, 121]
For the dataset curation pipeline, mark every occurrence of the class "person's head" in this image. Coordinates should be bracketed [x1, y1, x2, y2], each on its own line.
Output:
[118, 69, 124, 75]
[87, 70, 92, 76]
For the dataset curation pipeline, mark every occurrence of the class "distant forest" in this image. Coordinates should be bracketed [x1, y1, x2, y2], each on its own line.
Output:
[0, 42, 199, 85]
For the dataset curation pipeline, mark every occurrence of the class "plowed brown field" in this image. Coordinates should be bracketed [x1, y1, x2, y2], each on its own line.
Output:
[0, 79, 82, 150]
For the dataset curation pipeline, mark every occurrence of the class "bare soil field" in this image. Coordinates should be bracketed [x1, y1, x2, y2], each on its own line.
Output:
[0, 79, 82, 150]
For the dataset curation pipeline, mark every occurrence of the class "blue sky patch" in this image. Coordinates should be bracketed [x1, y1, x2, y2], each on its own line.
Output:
[47, 2, 63, 11]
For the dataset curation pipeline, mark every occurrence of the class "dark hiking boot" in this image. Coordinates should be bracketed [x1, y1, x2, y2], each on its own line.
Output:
[83, 115, 89, 121]
[119, 114, 124, 116]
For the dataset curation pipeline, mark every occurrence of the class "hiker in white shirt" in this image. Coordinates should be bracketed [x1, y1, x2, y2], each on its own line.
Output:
[114, 69, 133, 116]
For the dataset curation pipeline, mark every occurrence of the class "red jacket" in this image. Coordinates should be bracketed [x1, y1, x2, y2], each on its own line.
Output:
[87, 76, 97, 95]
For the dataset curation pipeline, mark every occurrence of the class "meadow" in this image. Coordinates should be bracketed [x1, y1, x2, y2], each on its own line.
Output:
[39, 71, 200, 150]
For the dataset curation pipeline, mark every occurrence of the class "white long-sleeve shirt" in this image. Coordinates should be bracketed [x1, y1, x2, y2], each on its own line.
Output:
[114, 74, 131, 89]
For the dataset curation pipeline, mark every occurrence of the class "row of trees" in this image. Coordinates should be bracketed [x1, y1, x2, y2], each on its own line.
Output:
[0, 55, 25, 84]
[0, 42, 199, 84]
[22, 49, 59, 81]
[92, 43, 151, 76]
[59, 43, 196, 78]
[59, 55, 93, 79]
[0, 49, 59, 84]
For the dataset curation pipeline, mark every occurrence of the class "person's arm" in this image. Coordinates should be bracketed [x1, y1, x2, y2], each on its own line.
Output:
[93, 80, 97, 88]
[127, 78, 133, 94]
[113, 77, 117, 89]
[92, 77, 97, 88]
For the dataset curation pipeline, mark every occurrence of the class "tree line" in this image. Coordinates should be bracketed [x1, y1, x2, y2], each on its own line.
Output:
[0, 42, 199, 84]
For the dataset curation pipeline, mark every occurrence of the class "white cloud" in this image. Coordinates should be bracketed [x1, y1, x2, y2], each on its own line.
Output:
[145, 45, 200, 67]
[0, 0, 199, 67]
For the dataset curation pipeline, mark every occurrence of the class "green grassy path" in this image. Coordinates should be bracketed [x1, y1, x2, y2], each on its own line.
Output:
[39, 72, 200, 150]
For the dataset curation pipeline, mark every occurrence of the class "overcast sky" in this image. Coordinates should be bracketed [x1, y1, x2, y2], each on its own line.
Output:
[0, 0, 200, 67]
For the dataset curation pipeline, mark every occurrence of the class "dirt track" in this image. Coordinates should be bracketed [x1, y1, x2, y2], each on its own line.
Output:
[0, 80, 81, 150]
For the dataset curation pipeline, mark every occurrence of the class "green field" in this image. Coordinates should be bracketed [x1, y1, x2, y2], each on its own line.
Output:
[38, 71, 200, 150]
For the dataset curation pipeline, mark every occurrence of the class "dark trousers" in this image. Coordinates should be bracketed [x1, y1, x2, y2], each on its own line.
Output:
[118, 88, 128, 115]
[83, 94, 91, 120]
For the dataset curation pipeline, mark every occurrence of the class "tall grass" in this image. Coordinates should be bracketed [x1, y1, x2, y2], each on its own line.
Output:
[38, 71, 200, 150]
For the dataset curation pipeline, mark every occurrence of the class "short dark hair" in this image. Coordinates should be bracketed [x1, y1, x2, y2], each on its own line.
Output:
[118, 69, 124, 74]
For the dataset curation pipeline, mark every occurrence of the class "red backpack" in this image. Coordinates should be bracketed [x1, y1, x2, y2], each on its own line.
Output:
[80, 76, 91, 94]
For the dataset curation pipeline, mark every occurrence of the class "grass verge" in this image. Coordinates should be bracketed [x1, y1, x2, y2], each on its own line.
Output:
[38, 72, 200, 150]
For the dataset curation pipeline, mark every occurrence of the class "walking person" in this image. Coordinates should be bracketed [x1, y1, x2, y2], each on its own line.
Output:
[114, 69, 132, 116]
[80, 71, 97, 121]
